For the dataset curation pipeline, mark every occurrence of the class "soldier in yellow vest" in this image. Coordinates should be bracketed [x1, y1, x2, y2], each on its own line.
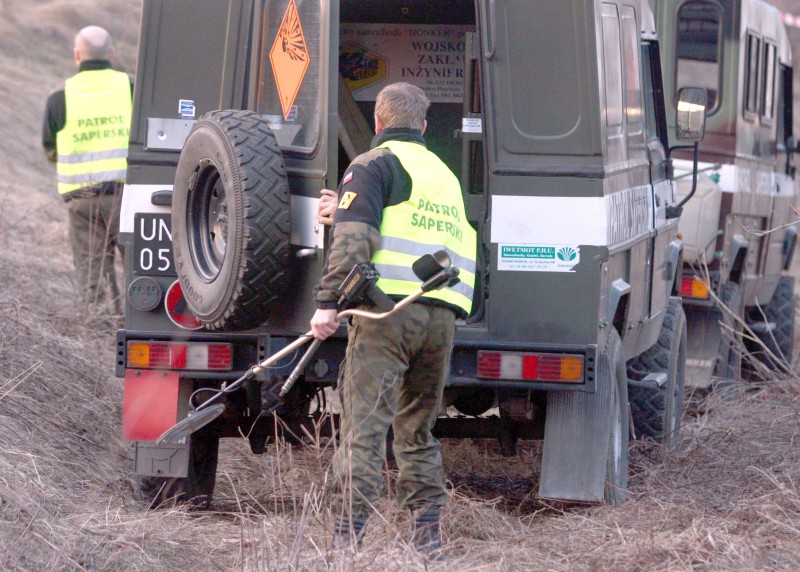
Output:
[42, 25, 132, 316]
[311, 82, 476, 558]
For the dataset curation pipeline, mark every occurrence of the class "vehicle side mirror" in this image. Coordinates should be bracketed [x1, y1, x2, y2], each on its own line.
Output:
[675, 87, 707, 142]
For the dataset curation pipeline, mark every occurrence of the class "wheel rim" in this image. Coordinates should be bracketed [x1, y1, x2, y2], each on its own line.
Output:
[187, 160, 229, 282]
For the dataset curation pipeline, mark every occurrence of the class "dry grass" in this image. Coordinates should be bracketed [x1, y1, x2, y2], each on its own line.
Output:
[4, 247, 800, 570]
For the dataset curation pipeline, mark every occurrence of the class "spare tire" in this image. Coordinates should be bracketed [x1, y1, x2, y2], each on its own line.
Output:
[172, 110, 290, 331]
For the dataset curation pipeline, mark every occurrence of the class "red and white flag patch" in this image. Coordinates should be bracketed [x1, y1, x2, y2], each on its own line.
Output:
[342, 171, 353, 185]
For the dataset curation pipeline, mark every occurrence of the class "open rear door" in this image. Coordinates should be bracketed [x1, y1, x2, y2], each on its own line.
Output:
[250, 0, 340, 331]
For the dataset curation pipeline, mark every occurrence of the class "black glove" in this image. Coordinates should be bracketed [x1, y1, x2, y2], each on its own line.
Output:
[260, 378, 285, 412]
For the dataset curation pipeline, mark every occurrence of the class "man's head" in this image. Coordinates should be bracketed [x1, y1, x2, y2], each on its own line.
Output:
[73, 26, 114, 64]
[374, 82, 430, 134]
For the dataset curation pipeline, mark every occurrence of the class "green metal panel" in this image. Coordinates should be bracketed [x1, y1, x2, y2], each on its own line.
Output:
[481, 0, 603, 175]
[130, 0, 251, 154]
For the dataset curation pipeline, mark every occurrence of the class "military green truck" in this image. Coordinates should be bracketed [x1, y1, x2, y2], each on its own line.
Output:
[651, 0, 798, 382]
[118, 0, 708, 507]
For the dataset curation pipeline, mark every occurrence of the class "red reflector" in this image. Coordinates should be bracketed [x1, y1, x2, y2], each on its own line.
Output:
[149, 342, 170, 369]
[171, 344, 187, 369]
[522, 354, 539, 379]
[538, 355, 562, 381]
[208, 344, 232, 370]
[477, 352, 502, 378]
[680, 277, 693, 297]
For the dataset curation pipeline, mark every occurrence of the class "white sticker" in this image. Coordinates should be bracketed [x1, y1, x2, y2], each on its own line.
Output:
[264, 115, 283, 130]
[462, 117, 482, 133]
[498, 244, 580, 272]
[178, 99, 195, 119]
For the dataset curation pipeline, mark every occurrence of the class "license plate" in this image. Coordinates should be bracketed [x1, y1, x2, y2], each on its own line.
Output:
[133, 213, 175, 276]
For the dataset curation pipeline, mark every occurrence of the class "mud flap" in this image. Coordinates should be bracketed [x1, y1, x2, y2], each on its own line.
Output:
[683, 304, 722, 388]
[539, 331, 625, 503]
[134, 440, 190, 479]
[124, 369, 193, 479]
[123, 369, 181, 441]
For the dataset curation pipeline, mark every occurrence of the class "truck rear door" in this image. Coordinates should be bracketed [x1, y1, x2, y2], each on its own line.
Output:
[122, 0, 254, 332]
[249, 0, 339, 331]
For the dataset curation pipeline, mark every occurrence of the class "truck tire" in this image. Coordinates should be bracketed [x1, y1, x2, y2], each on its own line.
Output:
[713, 281, 743, 382]
[626, 298, 687, 448]
[172, 110, 290, 331]
[136, 432, 219, 509]
[604, 329, 629, 505]
[745, 275, 795, 376]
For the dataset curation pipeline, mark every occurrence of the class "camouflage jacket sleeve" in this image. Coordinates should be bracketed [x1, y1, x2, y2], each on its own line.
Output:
[315, 221, 381, 309]
[313, 142, 412, 309]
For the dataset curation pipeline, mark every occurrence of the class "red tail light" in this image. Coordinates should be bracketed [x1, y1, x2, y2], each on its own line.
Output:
[680, 276, 711, 299]
[477, 351, 583, 383]
[127, 341, 232, 371]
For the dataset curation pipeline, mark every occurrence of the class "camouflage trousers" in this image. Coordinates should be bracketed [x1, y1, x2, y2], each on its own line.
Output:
[66, 188, 123, 314]
[333, 302, 455, 520]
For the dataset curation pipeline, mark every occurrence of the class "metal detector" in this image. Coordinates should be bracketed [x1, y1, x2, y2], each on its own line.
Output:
[156, 251, 460, 445]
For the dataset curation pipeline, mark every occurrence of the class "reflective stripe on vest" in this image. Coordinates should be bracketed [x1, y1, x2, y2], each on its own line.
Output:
[56, 69, 132, 196]
[372, 140, 477, 314]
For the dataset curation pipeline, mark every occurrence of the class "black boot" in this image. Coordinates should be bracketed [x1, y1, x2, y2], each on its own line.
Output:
[332, 514, 367, 550]
[411, 507, 445, 561]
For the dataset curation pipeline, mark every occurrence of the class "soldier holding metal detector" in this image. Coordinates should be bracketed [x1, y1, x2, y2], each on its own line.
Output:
[310, 82, 477, 557]
[158, 82, 474, 556]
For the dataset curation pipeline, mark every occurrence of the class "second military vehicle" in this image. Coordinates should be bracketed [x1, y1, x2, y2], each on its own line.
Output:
[653, 0, 798, 383]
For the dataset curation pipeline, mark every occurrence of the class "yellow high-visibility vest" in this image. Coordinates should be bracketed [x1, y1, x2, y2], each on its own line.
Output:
[56, 69, 132, 196]
[372, 140, 477, 315]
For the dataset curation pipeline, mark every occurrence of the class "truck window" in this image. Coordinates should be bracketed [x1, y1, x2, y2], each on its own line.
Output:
[642, 42, 668, 151]
[762, 40, 777, 121]
[621, 5, 642, 133]
[744, 32, 761, 117]
[602, 3, 624, 131]
[676, 0, 722, 113]
[778, 64, 793, 150]
[256, 0, 322, 152]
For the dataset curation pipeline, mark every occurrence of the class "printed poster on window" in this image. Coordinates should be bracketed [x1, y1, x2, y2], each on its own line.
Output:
[339, 24, 471, 103]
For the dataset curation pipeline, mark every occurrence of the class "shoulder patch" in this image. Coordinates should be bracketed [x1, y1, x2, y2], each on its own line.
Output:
[342, 171, 354, 185]
[338, 191, 358, 210]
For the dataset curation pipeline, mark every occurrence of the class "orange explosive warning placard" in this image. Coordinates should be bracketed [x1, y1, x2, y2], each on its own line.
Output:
[270, 0, 310, 120]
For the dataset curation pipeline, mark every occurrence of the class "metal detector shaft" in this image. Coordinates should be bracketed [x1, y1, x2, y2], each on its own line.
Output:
[157, 334, 314, 445]
[191, 332, 314, 412]
[275, 288, 427, 398]
[279, 338, 322, 397]
[158, 260, 458, 445]
[338, 288, 424, 320]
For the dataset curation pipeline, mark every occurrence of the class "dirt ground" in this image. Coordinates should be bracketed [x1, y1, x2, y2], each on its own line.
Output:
[2, 1, 800, 571]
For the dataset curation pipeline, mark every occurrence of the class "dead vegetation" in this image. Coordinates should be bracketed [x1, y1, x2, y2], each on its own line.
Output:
[2, 228, 800, 570]
[2, 0, 800, 570]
